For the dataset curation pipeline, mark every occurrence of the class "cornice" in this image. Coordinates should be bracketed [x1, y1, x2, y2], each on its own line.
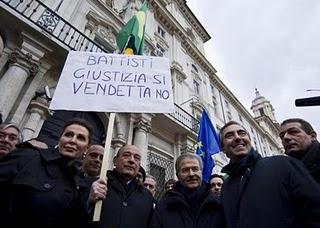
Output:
[90, 0, 123, 25]
[86, 10, 121, 32]
[174, 0, 211, 42]
[150, 0, 217, 76]
[254, 115, 280, 133]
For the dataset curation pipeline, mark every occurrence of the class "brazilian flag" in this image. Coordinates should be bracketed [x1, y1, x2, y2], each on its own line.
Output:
[116, 1, 147, 55]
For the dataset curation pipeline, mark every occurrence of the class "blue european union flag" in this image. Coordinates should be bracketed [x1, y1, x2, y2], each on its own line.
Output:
[196, 111, 221, 182]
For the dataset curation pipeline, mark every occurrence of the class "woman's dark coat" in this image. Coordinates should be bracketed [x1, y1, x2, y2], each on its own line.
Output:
[0, 147, 88, 228]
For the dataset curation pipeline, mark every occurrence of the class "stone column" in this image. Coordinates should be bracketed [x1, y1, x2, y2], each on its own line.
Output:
[0, 48, 39, 120]
[108, 137, 126, 170]
[10, 62, 51, 124]
[172, 135, 182, 176]
[0, 35, 4, 57]
[22, 96, 50, 141]
[0, 47, 11, 72]
[126, 113, 136, 144]
[133, 114, 152, 169]
[180, 135, 195, 154]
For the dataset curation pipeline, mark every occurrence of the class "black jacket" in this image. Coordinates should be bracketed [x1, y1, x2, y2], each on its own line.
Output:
[90, 170, 154, 228]
[300, 140, 320, 184]
[150, 182, 225, 228]
[0, 147, 88, 228]
[221, 148, 320, 228]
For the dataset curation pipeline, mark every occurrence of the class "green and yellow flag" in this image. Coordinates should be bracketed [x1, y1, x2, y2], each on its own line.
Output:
[116, 1, 147, 55]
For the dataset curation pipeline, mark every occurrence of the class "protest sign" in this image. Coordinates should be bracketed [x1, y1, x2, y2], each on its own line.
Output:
[50, 51, 174, 113]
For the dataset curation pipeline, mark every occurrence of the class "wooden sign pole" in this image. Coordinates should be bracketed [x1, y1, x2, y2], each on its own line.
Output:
[93, 112, 116, 221]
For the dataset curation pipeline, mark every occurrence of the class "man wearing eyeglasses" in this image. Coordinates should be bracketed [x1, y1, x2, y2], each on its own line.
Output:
[0, 123, 22, 160]
[220, 121, 320, 228]
[150, 153, 224, 228]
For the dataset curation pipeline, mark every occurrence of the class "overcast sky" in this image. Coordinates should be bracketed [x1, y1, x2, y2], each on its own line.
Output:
[187, 0, 320, 133]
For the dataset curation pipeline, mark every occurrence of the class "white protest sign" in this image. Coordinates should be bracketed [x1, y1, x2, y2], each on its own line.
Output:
[50, 51, 174, 113]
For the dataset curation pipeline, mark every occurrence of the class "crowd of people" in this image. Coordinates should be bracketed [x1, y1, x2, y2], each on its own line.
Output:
[0, 116, 320, 227]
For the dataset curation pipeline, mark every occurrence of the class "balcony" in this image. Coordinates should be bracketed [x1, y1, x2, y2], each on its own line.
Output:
[1, 0, 106, 52]
[0, 0, 200, 133]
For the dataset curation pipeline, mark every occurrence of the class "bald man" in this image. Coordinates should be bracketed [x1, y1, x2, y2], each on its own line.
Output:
[82, 144, 104, 178]
[88, 145, 154, 228]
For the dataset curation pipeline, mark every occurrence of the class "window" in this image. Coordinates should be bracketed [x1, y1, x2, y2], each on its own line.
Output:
[155, 44, 165, 57]
[227, 111, 232, 121]
[211, 85, 216, 100]
[238, 114, 243, 123]
[191, 64, 199, 73]
[148, 152, 174, 199]
[157, 26, 165, 38]
[225, 100, 230, 108]
[259, 108, 265, 116]
[193, 80, 200, 95]
[210, 85, 216, 95]
[212, 100, 218, 114]
[254, 138, 258, 150]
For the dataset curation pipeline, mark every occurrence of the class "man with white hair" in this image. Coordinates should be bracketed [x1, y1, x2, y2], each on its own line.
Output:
[150, 153, 224, 228]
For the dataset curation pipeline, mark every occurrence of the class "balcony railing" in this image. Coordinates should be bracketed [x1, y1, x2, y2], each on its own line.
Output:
[1, 0, 106, 52]
[169, 104, 199, 133]
[0, 0, 200, 133]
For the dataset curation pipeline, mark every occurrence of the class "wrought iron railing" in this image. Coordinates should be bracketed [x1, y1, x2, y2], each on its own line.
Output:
[1, 0, 106, 52]
[0, 0, 200, 133]
[169, 104, 199, 132]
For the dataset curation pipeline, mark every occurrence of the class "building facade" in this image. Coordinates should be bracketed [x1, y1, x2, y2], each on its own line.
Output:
[0, 0, 283, 196]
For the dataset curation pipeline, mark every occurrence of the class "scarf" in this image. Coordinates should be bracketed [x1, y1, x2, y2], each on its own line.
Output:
[222, 148, 261, 177]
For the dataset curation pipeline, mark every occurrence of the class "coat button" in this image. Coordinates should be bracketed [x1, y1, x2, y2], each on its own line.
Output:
[44, 183, 51, 189]
[123, 201, 128, 207]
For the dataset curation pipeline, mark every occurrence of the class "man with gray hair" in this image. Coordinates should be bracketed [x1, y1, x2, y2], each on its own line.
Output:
[0, 123, 22, 160]
[150, 153, 224, 228]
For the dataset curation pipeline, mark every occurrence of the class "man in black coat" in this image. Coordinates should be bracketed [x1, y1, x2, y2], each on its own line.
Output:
[220, 121, 320, 228]
[280, 118, 320, 183]
[150, 153, 225, 228]
[88, 144, 154, 228]
[0, 123, 22, 160]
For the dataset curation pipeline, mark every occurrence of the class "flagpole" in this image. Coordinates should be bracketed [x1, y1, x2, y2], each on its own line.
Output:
[120, 35, 133, 54]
